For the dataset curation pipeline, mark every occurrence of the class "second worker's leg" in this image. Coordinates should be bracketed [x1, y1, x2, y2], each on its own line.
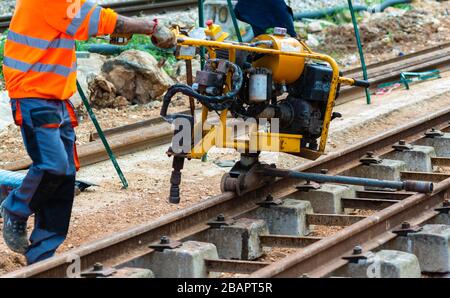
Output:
[2, 99, 72, 256]
[25, 104, 78, 265]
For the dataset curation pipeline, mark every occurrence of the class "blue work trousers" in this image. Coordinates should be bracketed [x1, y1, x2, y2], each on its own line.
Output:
[3, 98, 78, 265]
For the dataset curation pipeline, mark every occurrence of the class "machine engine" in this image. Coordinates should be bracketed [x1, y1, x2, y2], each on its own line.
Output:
[186, 52, 341, 151]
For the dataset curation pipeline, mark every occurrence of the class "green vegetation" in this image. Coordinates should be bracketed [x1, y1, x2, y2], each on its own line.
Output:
[0, 30, 7, 82]
[392, 3, 412, 10]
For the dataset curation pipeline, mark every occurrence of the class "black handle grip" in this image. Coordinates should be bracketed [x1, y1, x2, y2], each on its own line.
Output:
[353, 79, 370, 88]
[168, 156, 185, 204]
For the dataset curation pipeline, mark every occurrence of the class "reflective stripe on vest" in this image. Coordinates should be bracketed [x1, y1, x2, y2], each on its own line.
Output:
[7, 30, 75, 50]
[88, 6, 102, 37]
[3, 57, 77, 78]
[66, 1, 95, 36]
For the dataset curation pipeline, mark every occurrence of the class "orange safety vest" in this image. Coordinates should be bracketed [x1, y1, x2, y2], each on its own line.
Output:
[3, 0, 118, 100]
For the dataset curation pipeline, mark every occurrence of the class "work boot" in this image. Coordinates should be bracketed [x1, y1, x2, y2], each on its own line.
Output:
[1, 203, 29, 254]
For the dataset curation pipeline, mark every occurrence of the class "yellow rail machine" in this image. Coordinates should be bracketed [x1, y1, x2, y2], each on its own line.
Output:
[160, 24, 370, 203]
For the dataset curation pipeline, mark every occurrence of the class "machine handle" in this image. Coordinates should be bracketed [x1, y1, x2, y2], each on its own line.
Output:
[353, 79, 370, 88]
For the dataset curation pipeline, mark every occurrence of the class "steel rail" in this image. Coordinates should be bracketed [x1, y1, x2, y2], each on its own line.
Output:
[249, 182, 447, 278]
[337, 42, 450, 104]
[4, 105, 450, 278]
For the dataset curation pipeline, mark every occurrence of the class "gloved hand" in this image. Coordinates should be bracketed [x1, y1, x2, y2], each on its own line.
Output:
[151, 19, 177, 49]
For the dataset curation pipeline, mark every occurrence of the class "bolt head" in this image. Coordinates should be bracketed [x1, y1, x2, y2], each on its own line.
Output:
[353, 245, 363, 255]
[93, 263, 103, 271]
[401, 222, 411, 229]
[399, 140, 406, 145]
[320, 169, 329, 175]
[266, 194, 274, 201]
[160, 236, 170, 244]
[366, 151, 374, 157]
[217, 214, 225, 222]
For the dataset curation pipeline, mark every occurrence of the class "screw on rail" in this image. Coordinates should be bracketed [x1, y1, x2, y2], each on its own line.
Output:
[80, 262, 116, 278]
[296, 181, 321, 192]
[216, 214, 226, 222]
[342, 245, 369, 264]
[160, 236, 170, 245]
[149, 236, 182, 251]
[93, 263, 103, 272]
[353, 245, 363, 255]
[207, 214, 235, 228]
[425, 128, 444, 138]
[257, 194, 282, 208]
[435, 199, 450, 214]
[393, 140, 413, 151]
[401, 222, 411, 230]
[360, 151, 382, 165]
[393, 221, 422, 236]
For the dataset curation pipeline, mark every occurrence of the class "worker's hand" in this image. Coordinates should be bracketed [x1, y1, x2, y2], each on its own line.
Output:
[151, 20, 177, 49]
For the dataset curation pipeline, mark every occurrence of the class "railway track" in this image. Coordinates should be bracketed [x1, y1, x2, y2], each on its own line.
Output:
[4, 105, 450, 278]
[0, 0, 449, 281]
[0, 0, 197, 31]
[3, 44, 449, 172]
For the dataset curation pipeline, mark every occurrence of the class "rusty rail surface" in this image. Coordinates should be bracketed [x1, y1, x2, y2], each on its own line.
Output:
[4, 106, 450, 278]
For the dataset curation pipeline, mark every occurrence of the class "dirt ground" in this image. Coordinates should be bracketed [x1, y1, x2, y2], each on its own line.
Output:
[1, 69, 450, 274]
[316, 0, 450, 68]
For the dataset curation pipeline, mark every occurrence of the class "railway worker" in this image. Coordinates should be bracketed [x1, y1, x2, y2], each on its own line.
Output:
[1, 0, 176, 265]
[234, 0, 297, 37]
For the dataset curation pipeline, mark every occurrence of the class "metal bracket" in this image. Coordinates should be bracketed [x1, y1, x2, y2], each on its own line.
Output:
[149, 236, 182, 252]
[256, 194, 283, 208]
[425, 128, 444, 138]
[360, 152, 382, 165]
[207, 214, 235, 229]
[392, 140, 413, 152]
[342, 246, 371, 264]
[392, 222, 422, 237]
[80, 263, 116, 278]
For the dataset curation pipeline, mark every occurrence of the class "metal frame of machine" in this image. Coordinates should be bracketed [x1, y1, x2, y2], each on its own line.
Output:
[160, 22, 371, 203]
[175, 35, 362, 159]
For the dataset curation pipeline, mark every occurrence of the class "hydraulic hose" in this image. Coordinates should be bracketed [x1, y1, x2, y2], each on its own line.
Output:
[294, 4, 368, 20]
[369, 0, 412, 13]
[160, 59, 244, 121]
[241, 0, 411, 43]
[264, 168, 433, 194]
[293, 0, 411, 20]
[0, 169, 25, 188]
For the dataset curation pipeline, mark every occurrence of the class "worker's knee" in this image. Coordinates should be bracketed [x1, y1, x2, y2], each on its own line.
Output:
[29, 172, 75, 213]
[35, 148, 74, 176]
